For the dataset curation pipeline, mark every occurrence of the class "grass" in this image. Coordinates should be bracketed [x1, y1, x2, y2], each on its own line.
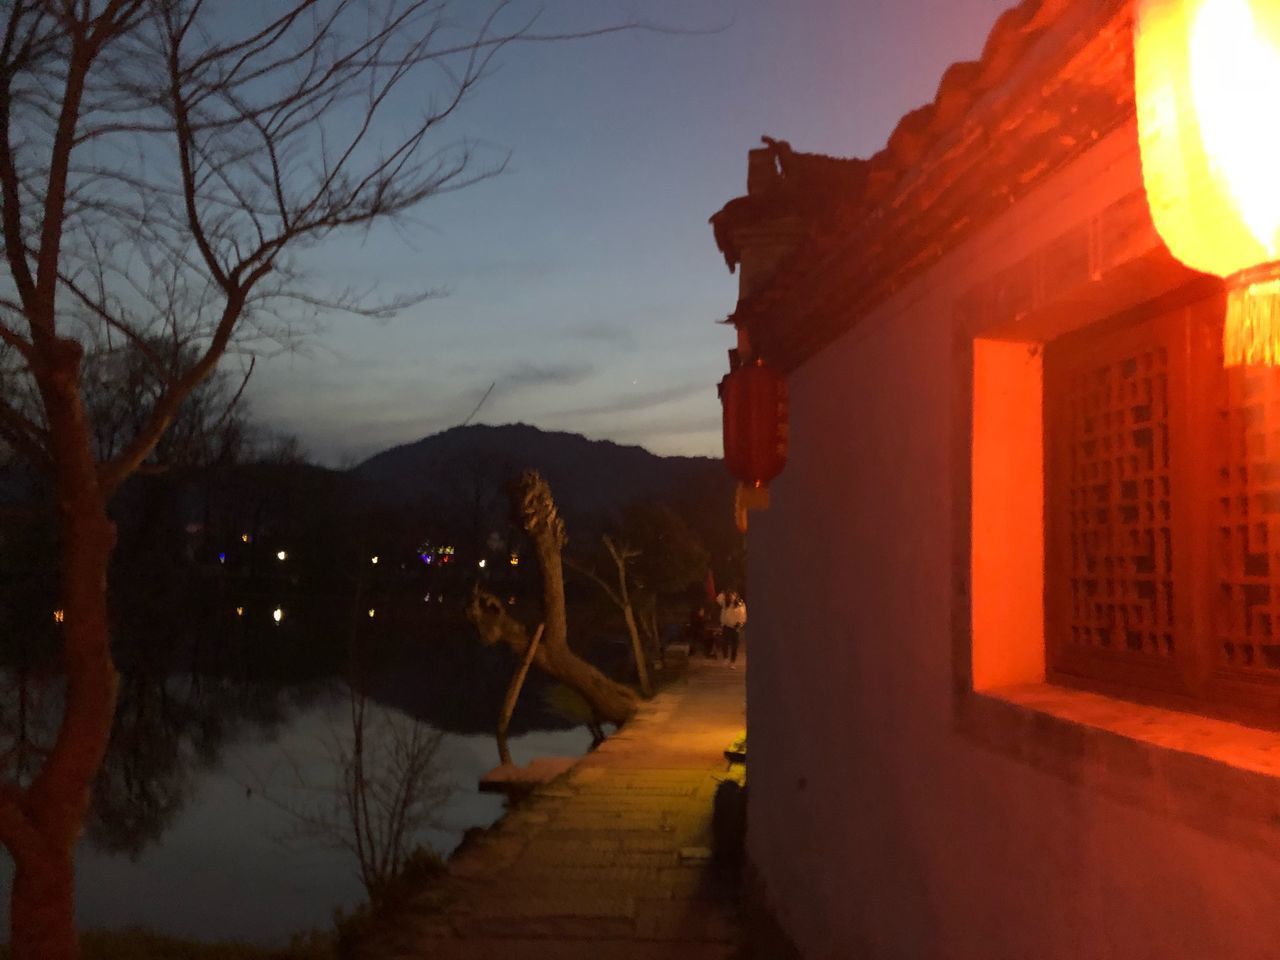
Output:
[0, 928, 334, 959]
[0, 850, 450, 960]
[330, 847, 448, 956]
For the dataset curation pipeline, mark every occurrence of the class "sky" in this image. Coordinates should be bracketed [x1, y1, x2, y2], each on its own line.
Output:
[245, 0, 1017, 466]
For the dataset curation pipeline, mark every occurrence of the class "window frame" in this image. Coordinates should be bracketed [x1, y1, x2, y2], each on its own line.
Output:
[1042, 297, 1280, 729]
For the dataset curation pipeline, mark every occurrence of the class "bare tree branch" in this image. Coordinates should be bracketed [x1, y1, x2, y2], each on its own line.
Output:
[0, 4, 657, 952]
[564, 555, 623, 608]
[0, 393, 48, 466]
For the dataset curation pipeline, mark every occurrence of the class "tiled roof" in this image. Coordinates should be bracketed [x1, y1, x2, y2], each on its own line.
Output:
[712, 0, 1134, 371]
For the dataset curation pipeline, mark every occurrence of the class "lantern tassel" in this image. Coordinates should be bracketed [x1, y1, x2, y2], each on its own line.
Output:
[1224, 277, 1280, 366]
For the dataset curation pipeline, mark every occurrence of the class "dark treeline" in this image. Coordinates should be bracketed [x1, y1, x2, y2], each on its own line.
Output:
[0, 415, 740, 863]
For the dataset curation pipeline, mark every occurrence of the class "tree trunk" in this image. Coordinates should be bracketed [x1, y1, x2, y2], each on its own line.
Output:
[600, 537, 651, 697]
[469, 589, 637, 725]
[633, 591, 661, 667]
[10, 848, 76, 960]
[621, 600, 651, 698]
[3, 341, 121, 959]
[467, 470, 637, 725]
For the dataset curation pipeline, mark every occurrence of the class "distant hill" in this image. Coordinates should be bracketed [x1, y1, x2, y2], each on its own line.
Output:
[351, 423, 727, 529]
[1, 422, 735, 574]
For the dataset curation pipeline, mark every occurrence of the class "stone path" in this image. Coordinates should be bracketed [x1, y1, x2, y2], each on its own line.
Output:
[358, 658, 747, 959]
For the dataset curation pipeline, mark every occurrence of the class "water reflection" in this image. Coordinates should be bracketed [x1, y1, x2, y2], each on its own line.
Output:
[0, 689, 592, 945]
[0, 569, 619, 945]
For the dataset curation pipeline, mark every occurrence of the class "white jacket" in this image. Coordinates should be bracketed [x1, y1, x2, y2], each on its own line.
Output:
[720, 600, 746, 629]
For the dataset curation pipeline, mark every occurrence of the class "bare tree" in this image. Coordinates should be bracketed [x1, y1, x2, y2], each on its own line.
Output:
[567, 536, 652, 697]
[468, 470, 638, 726]
[616, 501, 710, 658]
[568, 504, 709, 696]
[78, 339, 251, 471]
[0, 4, 632, 956]
[284, 681, 451, 902]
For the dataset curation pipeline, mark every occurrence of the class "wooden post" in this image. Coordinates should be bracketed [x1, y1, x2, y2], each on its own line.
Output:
[496, 622, 545, 766]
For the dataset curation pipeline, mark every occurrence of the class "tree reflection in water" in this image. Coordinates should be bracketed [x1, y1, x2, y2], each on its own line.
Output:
[2, 572, 609, 866]
[1, 557, 345, 861]
[87, 672, 190, 859]
[0, 548, 630, 944]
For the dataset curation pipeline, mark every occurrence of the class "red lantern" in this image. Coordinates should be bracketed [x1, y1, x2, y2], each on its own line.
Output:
[1135, 0, 1280, 365]
[720, 358, 788, 487]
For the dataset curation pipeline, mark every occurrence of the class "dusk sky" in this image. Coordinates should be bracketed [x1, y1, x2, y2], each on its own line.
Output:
[246, 0, 1015, 466]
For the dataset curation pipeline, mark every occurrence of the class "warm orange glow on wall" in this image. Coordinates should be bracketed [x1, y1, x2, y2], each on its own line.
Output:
[1136, 0, 1280, 364]
[970, 340, 1045, 689]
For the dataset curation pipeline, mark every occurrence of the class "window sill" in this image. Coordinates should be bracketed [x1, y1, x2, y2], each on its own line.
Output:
[957, 683, 1280, 850]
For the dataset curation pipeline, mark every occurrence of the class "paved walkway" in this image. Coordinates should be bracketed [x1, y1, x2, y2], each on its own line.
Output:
[359, 657, 747, 959]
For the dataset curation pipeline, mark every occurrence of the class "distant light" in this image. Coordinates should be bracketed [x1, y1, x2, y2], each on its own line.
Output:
[367, 608, 376, 619]
[370, 555, 379, 565]
[276, 550, 287, 562]
[507, 596, 516, 605]
[241, 533, 251, 543]
[420, 553, 432, 565]
[53, 608, 64, 623]
[509, 554, 520, 566]
[478, 558, 487, 569]
[235, 606, 244, 617]
[272, 607, 283, 624]
[218, 552, 226, 564]
[424, 593, 431, 602]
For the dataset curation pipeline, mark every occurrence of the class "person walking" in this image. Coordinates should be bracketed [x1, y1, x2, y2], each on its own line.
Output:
[720, 591, 746, 668]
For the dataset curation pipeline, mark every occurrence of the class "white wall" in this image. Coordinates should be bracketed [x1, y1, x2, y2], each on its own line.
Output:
[745, 127, 1280, 960]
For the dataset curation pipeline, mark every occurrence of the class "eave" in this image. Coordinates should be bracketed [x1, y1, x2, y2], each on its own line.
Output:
[717, 0, 1136, 373]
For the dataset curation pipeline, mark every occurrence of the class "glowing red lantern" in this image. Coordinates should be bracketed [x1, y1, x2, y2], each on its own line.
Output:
[720, 358, 788, 488]
[1135, 0, 1280, 365]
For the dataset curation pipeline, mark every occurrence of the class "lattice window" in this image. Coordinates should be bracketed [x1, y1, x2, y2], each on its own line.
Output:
[1212, 366, 1280, 677]
[1062, 346, 1175, 659]
[1045, 304, 1280, 724]
[1045, 314, 1191, 699]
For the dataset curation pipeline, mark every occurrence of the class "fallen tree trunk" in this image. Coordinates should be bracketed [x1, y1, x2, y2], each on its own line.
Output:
[467, 470, 638, 726]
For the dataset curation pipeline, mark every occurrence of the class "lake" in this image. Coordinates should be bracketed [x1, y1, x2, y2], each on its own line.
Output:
[0, 684, 594, 946]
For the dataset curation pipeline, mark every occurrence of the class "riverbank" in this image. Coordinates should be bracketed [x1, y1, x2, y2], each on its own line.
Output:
[0, 714, 596, 951]
[354, 657, 748, 959]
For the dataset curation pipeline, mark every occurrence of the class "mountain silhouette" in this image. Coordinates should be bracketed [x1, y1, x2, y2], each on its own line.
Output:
[351, 422, 727, 530]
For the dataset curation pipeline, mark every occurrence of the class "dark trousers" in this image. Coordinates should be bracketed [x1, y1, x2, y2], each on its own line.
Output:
[723, 625, 740, 663]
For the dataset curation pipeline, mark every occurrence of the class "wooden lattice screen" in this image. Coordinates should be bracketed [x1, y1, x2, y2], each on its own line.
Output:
[1212, 362, 1280, 679]
[1044, 301, 1280, 724]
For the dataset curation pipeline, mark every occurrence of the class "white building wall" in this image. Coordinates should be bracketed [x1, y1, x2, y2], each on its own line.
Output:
[745, 126, 1280, 960]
